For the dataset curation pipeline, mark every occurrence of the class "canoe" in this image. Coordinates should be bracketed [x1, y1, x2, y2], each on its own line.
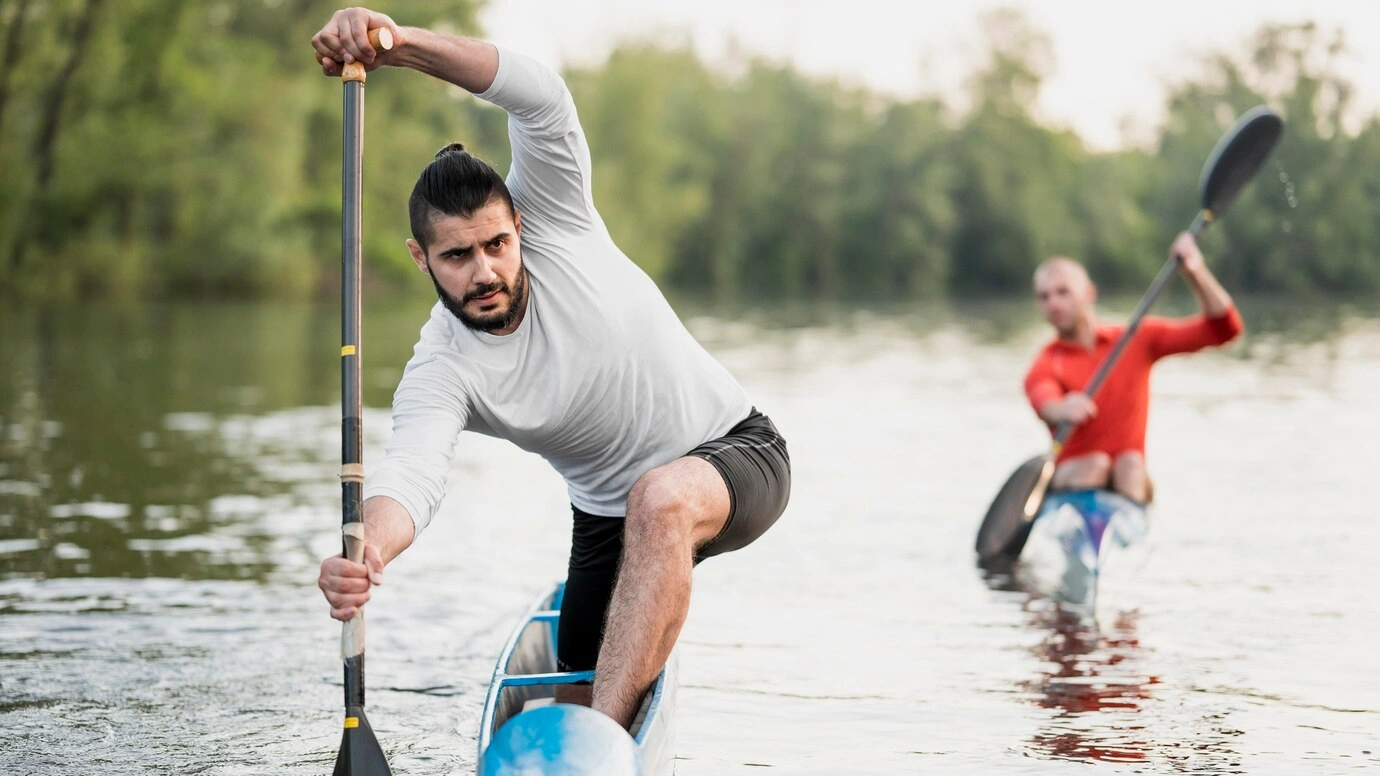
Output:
[477, 582, 678, 775]
[1017, 489, 1149, 608]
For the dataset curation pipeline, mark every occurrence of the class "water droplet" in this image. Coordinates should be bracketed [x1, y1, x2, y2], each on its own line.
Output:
[1287, 197, 1297, 208]
[1278, 171, 1288, 182]
[1282, 221, 1292, 233]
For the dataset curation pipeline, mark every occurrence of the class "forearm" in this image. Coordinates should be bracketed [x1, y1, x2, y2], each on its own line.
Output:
[362, 495, 416, 565]
[1037, 401, 1063, 425]
[391, 27, 498, 94]
[1183, 266, 1234, 318]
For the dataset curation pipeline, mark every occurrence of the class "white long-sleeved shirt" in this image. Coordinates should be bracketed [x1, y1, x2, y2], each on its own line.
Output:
[364, 47, 751, 535]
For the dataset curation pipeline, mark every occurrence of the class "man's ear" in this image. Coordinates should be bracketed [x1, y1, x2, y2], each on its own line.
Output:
[513, 209, 522, 235]
[406, 239, 428, 273]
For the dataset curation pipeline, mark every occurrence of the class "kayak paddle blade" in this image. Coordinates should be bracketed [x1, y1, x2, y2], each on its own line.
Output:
[975, 454, 1051, 567]
[1199, 105, 1285, 218]
[333, 708, 392, 776]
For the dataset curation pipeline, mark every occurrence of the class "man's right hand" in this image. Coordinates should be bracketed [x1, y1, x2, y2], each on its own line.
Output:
[311, 7, 405, 76]
[1044, 392, 1098, 426]
[318, 545, 385, 621]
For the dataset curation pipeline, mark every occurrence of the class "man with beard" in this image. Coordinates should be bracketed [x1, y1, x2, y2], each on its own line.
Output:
[1023, 232, 1244, 503]
[312, 8, 790, 729]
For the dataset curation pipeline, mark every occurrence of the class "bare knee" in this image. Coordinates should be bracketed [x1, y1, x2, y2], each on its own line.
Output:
[1111, 452, 1150, 501]
[625, 470, 695, 551]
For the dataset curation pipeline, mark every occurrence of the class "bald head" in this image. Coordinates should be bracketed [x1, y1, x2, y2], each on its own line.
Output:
[1033, 256, 1096, 339]
[1033, 256, 1092, 293]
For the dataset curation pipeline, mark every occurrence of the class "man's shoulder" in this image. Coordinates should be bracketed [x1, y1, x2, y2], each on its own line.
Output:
[1131, 315, 1190, 340]
[1027, 338, 1062, 373]
[417, 301, 459, 343]
[1096, 322, 1126, 341]
[404, 306, 476, 372]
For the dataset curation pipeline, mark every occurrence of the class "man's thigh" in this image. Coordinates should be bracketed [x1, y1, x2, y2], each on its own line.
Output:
[1053, 452, 1112, 489]
[684, 409, 791, 561]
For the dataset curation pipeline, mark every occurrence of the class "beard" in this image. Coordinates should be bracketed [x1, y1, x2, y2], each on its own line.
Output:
[431, 262, 529, 333]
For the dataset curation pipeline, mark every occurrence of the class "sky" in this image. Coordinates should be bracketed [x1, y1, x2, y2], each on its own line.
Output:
[478, 0, 1380, 151]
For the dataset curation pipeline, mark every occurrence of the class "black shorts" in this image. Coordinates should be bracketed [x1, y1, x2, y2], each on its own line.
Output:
[556, 408, 790, 672]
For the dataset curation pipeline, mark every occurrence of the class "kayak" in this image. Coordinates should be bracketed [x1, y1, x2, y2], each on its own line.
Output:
[477, 582, 677, 775]
[1018, 489, 1149, 608]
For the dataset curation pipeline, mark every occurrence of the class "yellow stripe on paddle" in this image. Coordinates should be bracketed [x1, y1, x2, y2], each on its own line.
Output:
[344, 716, 359, 729]
[341, 345, 357, 357]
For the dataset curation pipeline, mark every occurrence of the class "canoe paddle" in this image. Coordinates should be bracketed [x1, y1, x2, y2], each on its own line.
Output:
[974, 105, 1284, 568]
[323, 27, 395, 776]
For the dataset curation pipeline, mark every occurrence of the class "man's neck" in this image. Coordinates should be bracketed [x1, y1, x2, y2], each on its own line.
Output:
[1057, 315, 1098, 350]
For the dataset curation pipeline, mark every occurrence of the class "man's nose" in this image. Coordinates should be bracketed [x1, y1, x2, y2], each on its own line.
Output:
[471, 255, 498, 285]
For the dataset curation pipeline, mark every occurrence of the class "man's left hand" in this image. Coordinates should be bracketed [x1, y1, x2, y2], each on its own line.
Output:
[1171, 231, 1205, 275]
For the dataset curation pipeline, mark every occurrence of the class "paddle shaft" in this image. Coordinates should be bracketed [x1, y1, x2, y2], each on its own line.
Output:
[340, 61, 367, 717]
[327, 34, 393, 775]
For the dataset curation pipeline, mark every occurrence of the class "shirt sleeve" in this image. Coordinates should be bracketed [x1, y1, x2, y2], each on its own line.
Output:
[363, 310, 471, 537]
[477, 47, 597, 232]
[1024, 348, 1064, 418]
[1143, 307, 1245, 361]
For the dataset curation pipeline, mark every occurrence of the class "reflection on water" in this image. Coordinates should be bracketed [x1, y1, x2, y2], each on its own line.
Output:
[0, 301, 445, 582]
[1023, 603, 1157, 763]
[1005, 591, 1251, 773]
[1, 305, 305, 581]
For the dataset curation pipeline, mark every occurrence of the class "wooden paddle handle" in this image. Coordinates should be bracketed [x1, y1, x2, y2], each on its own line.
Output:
[316, 27, 395, 82]
[341, 522, 367, 659]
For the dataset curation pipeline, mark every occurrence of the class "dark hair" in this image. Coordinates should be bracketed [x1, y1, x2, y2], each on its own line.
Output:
[408, 143, 515, 251]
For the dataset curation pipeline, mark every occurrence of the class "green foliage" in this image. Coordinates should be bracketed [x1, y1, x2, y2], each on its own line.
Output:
[0, 5, 1376, 300]
[0, 0, 487, 299]
[1136, 22, 1377, 296]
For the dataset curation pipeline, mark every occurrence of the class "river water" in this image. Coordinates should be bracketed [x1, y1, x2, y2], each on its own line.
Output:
[1, 296, 1376, 774]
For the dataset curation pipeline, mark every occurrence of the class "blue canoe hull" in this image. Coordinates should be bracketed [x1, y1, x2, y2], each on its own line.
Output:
[477, 582, 677, 775]
[1020, 489, 1149, 607]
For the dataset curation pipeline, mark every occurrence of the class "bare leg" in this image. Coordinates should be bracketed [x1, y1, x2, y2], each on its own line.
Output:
[1110, 451, 1150, 503]
[591, 457, 730, 728]
[1052, 452, 1112, 491]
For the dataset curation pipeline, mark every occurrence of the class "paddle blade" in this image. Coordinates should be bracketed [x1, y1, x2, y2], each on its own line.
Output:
[975, 454, 1051, 567]
[1199, 105, 1284, 217]
[333, 708, 392, 776]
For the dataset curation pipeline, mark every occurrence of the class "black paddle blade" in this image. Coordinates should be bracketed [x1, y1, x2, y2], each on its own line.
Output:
[1199, 105, 1284, 217]
[975, 454, 1050, 568]
[333, 708, 392, 776]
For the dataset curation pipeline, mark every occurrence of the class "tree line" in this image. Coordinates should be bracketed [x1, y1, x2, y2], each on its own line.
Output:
[0, 2, 1374, 300]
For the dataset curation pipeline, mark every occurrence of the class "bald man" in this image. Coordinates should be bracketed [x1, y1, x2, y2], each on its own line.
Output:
[1023, 232, 1244, 502]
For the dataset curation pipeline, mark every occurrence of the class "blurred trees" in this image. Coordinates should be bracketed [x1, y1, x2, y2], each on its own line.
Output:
[0, 0, 492, 299]
[0, 3, 1375, 300]
[1148, 21, 1380, 295]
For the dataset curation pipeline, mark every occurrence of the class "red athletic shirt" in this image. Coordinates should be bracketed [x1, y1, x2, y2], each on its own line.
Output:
[1023, 308, 1244, 462]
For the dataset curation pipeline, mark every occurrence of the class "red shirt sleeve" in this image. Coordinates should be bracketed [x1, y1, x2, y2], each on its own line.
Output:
[1143, 307, 1244, 360]
[1024, 347, 1064, 417]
